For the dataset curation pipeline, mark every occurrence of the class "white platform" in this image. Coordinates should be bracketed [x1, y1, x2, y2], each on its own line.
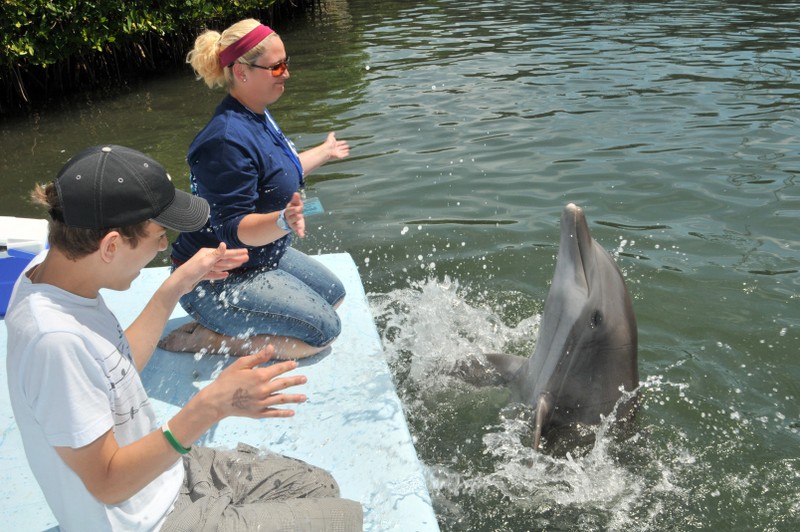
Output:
[0, 253, 439, 531]
[0, 216, 48, 255]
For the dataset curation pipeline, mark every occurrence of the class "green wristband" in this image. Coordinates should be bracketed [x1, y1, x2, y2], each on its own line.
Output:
[162, 422, 191, 455]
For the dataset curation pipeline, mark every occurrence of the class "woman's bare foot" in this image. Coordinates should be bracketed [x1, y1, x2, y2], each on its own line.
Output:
[158, 321, 331, 359]
[158, 321, 224, 353]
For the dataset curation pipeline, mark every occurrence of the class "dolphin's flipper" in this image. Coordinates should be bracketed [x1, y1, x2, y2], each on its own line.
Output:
[533, 394, 551, 449]
[485, 353, 526, 383]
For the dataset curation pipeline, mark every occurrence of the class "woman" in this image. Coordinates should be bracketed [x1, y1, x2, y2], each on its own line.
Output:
[161, 19, 350, 359]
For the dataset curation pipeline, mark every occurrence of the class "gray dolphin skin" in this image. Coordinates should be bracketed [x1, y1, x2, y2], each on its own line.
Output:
[488, 203, 639, 449]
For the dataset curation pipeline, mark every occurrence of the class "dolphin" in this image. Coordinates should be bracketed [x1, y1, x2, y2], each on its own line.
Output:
[488, 203, 638, 449]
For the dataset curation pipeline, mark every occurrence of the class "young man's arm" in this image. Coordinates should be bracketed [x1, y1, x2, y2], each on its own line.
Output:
[56, 348, 305, 504]
[125, 243, 248, 372]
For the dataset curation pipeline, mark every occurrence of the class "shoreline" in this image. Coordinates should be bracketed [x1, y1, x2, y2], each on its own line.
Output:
[1, 0, 321, 116]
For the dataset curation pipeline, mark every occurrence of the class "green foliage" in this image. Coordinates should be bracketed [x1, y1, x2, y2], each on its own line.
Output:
[0, 0, 278, 68]
[0, 0, 309, 112]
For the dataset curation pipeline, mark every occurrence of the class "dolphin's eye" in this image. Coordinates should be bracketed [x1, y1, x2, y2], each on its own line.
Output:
[590, 310, 602, 328]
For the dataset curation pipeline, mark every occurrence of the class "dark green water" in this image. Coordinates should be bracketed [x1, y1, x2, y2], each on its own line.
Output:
[2, 0, 798, 529]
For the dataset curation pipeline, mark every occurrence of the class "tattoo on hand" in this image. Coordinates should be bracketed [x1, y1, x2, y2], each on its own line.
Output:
[232, 388, 250, 409]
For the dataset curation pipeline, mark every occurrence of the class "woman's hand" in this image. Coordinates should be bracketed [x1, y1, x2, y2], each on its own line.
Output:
[322, 132, 350, 161]
[299, 132, 350, 175]
[284, 192, 306, 238]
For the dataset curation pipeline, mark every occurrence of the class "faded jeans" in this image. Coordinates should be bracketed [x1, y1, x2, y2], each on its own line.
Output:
[179, 248, 345, 347]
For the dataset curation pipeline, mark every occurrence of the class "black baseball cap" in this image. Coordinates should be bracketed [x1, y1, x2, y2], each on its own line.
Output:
[53, 144, 209, 232]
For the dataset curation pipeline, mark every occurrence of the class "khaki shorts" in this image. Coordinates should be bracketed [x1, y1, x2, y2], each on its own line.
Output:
[161, 443, 363, 532]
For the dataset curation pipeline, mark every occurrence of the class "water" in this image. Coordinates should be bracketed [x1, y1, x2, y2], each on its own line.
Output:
[2, 0, 799, 529]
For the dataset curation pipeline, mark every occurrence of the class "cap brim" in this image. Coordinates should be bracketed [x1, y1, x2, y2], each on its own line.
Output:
[151, 190, 210, 232]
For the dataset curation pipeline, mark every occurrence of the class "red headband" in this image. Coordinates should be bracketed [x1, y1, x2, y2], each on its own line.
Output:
[219, 24, 275, 68]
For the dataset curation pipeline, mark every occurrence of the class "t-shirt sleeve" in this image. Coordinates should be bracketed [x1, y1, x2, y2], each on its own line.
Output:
[18, 331, 115, 449]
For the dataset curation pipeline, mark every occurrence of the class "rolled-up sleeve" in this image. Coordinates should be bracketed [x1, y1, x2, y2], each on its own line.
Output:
[190, 137, 259, 248]
[176, 96, 299, 268]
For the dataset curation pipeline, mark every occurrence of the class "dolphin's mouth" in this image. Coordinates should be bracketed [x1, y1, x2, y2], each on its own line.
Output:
[560, 203, 593, 292]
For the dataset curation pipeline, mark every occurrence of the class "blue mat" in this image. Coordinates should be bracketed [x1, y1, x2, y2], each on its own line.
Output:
[0, 253, 438, 531]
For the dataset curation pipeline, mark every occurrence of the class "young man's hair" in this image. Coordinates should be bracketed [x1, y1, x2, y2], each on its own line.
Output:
[32, 182, 151, 260]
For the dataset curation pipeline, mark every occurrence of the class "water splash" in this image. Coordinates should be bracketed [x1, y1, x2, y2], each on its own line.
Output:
[370, 277, 800, 530]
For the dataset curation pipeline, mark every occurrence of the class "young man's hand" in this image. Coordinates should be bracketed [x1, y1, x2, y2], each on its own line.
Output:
[204, 346, 308, 421]
[177, 243, 249, 292]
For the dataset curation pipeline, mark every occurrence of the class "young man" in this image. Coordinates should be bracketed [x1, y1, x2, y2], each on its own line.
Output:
[5, 145, 362, 531]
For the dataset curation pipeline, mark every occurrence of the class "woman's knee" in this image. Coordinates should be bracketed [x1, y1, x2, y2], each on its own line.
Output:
[309, 309, 342, 347]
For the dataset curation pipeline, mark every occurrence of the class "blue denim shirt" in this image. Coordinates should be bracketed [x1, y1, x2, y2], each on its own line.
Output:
[172, 95, 303, 269]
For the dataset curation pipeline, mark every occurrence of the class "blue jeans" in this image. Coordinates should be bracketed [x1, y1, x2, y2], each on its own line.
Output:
[179, 248, 345, 347]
